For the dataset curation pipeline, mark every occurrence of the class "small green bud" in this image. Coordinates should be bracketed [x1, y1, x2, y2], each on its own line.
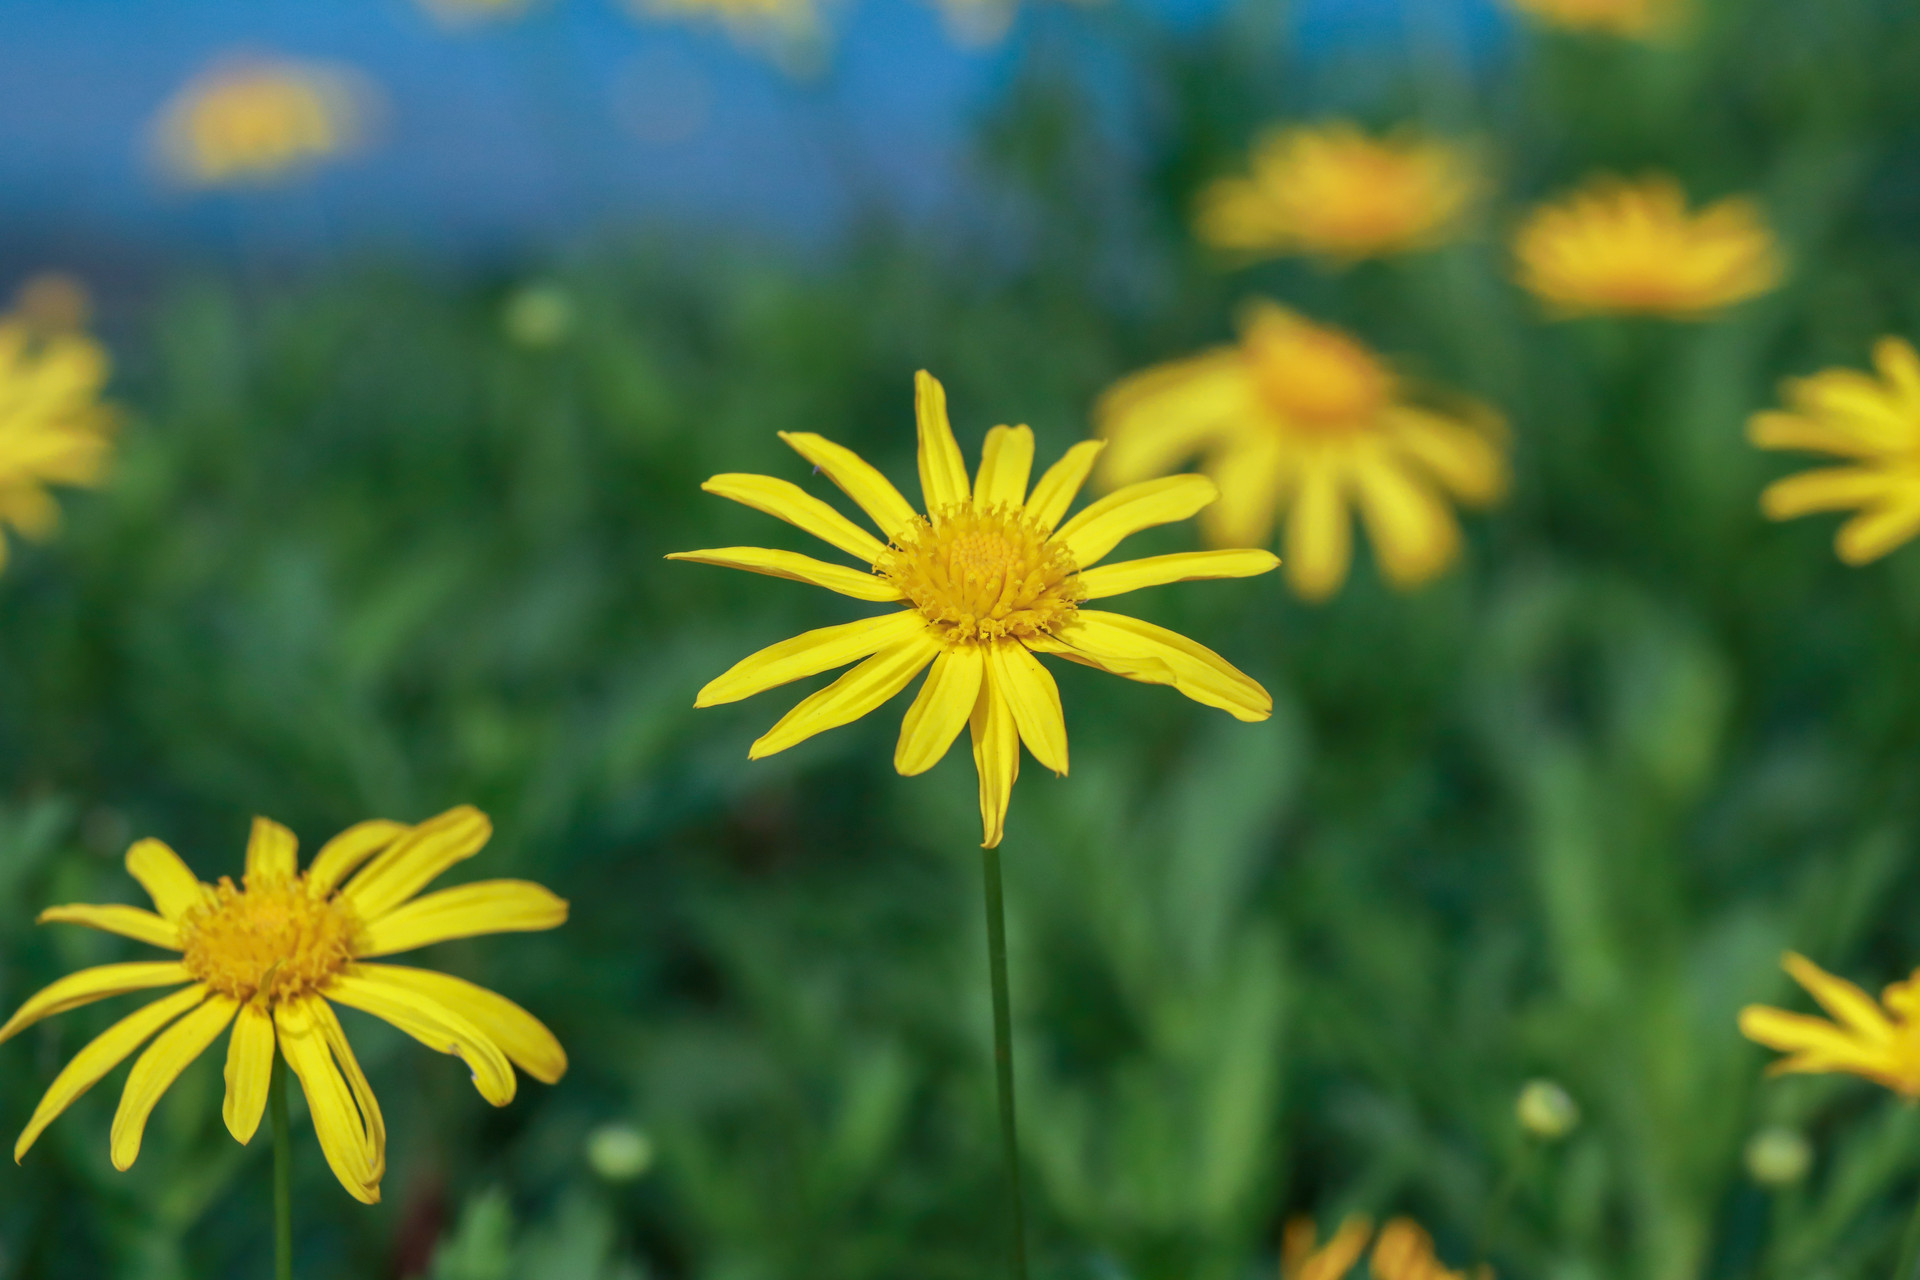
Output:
[1744, 1126, 1811, 1187]
[1516, 1079, 1580, 1140]
[502, 283, 573, 348]
[585, 1122, 655, 1182]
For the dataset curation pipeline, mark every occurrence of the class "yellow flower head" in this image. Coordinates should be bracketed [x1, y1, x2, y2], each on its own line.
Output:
[0, 307, 115, 574]
[1094, 302, 1507, 602]
[1196, 124, 1477, 263]
[671, 371, 1277, 848]
[154, 58, 369, 186]
[1284, 1215, 1481, 1280]
[1748, 337, 1920, 566]
[623, 0, 819, 47]
[1741, 952, 1920, 1097]
[0, 807, 568, 1203]
[1505, 0, 1680, 37]
[1514, 176, 1783, 318]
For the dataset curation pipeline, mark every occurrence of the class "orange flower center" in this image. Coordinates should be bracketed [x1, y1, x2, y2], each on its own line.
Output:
[179, 874, 356, 1004]
[1245, 320, 1392, 431]
[879, 504, 1083, 643]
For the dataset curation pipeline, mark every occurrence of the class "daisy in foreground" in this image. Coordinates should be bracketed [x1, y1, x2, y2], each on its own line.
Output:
[0, 805, 567, 1202]
[0, 296, 116, 573]
[1095, 301, 1507, 601]
[671, 370, 1277, 848]
[1514, 176, 1782, 318]
[1285, 1215, 1479, 1280]
[1748, 338, 1920, 566]
[1196, 123, 1477, 264]
[1740, 952, 1920, 1096]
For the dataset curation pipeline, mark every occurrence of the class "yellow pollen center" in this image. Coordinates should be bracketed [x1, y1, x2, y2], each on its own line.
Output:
[879, 504, 1083, 643]
[179, 874, 357, 1004]
[1246, 323, 1392, 431]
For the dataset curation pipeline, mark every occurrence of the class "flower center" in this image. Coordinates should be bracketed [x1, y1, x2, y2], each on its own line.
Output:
[879, 504, 1083, 644]
[1244, 316, 1392, 431]
[179, 874, 357, 1004]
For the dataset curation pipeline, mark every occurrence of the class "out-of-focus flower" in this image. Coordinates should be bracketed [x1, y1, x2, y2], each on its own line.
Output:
[621, 0, 821, 58]
[1514, 176, 1783, 318]
[1506, 0, 1680, 38]
[415, 0, 541, 25]
[1748, 338, 1920, 566]
[1283, 1216, 1478, 1280]
[1741, 952, 1920, 1097]
[586, 1122, 656, 1181]
[1744, 1127, 1812, 1187]
[1196, 124, 1477, 264]
[671, 371, 1276, 848]
[154, 57, 372, 186]
[503, 284, 575, 349]
[0, 807, 567, 1202]
[1095, 302, 1507, 602]
[0, 304, 115, 573]
[1516, 1079, 1580, 1140]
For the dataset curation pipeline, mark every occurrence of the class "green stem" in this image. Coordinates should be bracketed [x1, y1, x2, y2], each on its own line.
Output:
[1891, 1181, 1920, 1280]
[981, 844, 1029, 1280]
[1474, 1137, 1532, 1270]
[272, 1050, 292, 1280]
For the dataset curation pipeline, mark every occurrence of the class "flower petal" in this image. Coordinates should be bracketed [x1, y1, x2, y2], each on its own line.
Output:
[14, 985, 207, 1163]
[1759, 467, 1900, 519]
[358, 881, 570, 957]
[1349, 452, 1461, 587]
[223, 1002, 276, 1145]
[350, 964, 566, 1085]
[1738, 1005, 1894, 1076]
[1837, 500, 1920, 565]
[36, 904, 181, 951]
[1387, 408, 1508, 504]
[1077, 549, 1279, 598]
[1783, 952, 1897, 1043]
[700, 472, 888, 564]
[666, 547, 901, 601]
[1054, 475, 1218, 569]
[975, 425, 1035, 511]
[305, 820, 410, 900]
[0, 961, 193, 1046]
[894, 644, 985, 776]
[1094, 352, 1251, 487]
[748, 629, 942, 759]
[778, 432, 919, 542]
[276, 997, 382, 1203]
[110, 993, 237, 1170]
[695, 611, 928, 709]
[1199, 433, 1288, 549]
[1285, 456, 1351, 601]
[327, 971, 517, 1106]
[1024, 440, 1107, 532]
[1044, 610, 1272, 722]
[125, 839, 207, 922]
[245, 816, 298, 885]
[311, 999, 386, 1182]
[970, 668, 1020, 849]
[341, 805, 492, 922]
[915, 370, 971, 510]
[989, 641, 1067, 776]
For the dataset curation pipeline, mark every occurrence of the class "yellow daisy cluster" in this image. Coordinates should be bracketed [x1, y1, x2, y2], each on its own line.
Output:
[0, 297, 116, 573]
[1, 807, 567, 1202]
[154, 58, 369, 186]
[1505, 0, 1681, 38]
[1285, 1215, 1481, 1280]
[1741, 953, 1920, 1097]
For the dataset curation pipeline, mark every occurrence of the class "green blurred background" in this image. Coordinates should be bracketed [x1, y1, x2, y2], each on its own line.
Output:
[7, 0, 1920, 1277]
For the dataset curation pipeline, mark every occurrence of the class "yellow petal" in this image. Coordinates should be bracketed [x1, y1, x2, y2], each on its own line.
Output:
[666, 547, 901, 601]
[1045, 610, 1272, 722]
[358, 880, 570, 957]
[125, 838, 207, 921]
[1349, 453, 1460, 588]
[341, 805, 492, 922]
[1198, 433, 1287, 550]
[1747, 409, 1887, 458]
[36, 903, 181, 951]
[1759, 467, 1899, 519]
[14, 986, 207, 1163]
[1297, 1216, 1373, 1280]
[701, 472, 888, 564]
[1738, 1005, 1891, 1074]
[311, 998, 386, 1180]
[748, 629, 942, 759]
[1285, 456, 1351, 601]
[327, 972, 516, 1106]
[0, 961, 193, 1046]
[276, 997, 382, 1203]
[1094, 352, 1250, 487]
[350, 963, 566, 1085]
[1054, 474, 1219, 568]
[778, 431, 919, 542]
[110, 993, 237, 1170]
[1077, 549, 1279, 599]
[695, 611, 928, 708]
[1387, 409, 1508, 504]
[223, 1002, 276, 1144]
[1782, 952, 1897, 1043]
[1024, 440, 1107, 532]
[975, 425, 1035, 510]
[894, 644, 985, 776]
[915, 370, 971, 510]
[305, 819, 410, 900]
[1837, 500, 1920, 565]
[988, 642, 1067, 776]
[969, 671, 1020, 849]
[245, 816, 298, 884]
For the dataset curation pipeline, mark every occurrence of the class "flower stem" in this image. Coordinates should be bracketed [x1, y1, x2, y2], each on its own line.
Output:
[271, 1049, 293, 1280]
[981, 844, 1029, 1280]
[1892, 1181, 1920, 1280]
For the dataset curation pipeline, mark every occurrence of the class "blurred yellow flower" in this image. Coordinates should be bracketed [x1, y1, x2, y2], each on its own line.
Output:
[0, 304, 115, 574]
[1284, 1215, 1480, 1280]
[1748, 338, 1920, 565]
[1506, 0, 1679, 37]
[1196, 124, 1477, 263]
[0, 807, 567, 1202]
[672, 371, 1276, 848]
[622, 0, 819, 49]
[1095, 302, 1507, 602]
[154, 58, 370, 186]
[1740, 952, 1920, 1097]
[1514, 176, 1783, 318]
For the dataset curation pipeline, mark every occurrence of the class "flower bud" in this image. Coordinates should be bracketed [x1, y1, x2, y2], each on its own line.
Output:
[1516, 1079, 1580, 1140]
[1744, 1127, 1811, 1187]
[503, 283, 573, 348]
[585, 1122, 655, 1182]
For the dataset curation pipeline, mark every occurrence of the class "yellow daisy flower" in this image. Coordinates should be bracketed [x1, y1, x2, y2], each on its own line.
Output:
[1285, 1215, 1481, 1280]
[1196, 123, 1477, 263]
[622, 0, 818, 47]
[1740, 952, 1920, 1097]
[1514, 175, 1783, 318]
[1094, 302, 1507, 602]
[1748, 337, 1920, 566]
[0, 307, 115, 574]
[1505, 0, 1679, 38]
[671, 371, 1277, 848]
[154, 58, 369, 186]
[0, 807, 568, 1202]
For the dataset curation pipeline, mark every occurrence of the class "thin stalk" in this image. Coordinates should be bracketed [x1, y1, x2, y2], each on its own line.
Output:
[1891, 1182, 1920, 1280]
[271, 1050, 293, 1280]
[981, 844, 1029, 1280]
[1474, 1137, 1532, 1270]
